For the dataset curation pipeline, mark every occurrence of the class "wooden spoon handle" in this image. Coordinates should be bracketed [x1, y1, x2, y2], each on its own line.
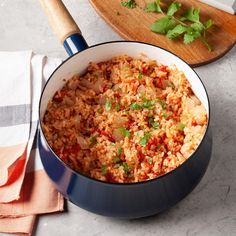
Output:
[39, 0, 81, 43]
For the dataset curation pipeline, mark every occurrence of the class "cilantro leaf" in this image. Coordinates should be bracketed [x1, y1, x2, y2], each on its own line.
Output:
[166, 24, 187, 39]
[148, 156, 153, 164]
[122, 162, 130, 175]
[158, 99, 166, 109]
[190, 22, 204, 32]
[118, 147, 123, 156]
[121, 0, 136, 9]
[183, 28, 201, 44]
[167, 2, 181, 16]
[145, 2, 162, 13]
[181, 7, 200, 23]
[115, 102, 120, 111]
[204, 19, 214, 29]
[148, 117, 159, 129]
[90, 135, 98, 145]
[151, 16, 176, 34]
[138, 72, 143, 79]
[177, 122, 186, 131]
[118, 127, 132, 138]
[143, 99, 156, 110]
[130, 103, 142, 110]
[101, 165, 108, 176]
[113, 157, 121, 164]
[163, 112, 168, 119]
[139, 133, 152, 146]
[105, 100, 112, 111]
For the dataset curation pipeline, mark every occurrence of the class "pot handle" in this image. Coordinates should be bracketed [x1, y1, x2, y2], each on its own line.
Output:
[39, 0, 88, 56]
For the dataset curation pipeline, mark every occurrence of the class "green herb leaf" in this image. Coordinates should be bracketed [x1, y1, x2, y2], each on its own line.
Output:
[190, 22, 204, 32]
[200, 37, 212, 52]
[148, 117, 159, 129]
[122, 162, 130, 175]
[183, 29, 201, 44]
[90, 135, 98, 145]
[105, 100, 112, 112]
[158, 99, 166, 109]
[118, 147, 123, 156]
[148, 156, 153, 164]
[143, 100, 156, 110]
[166, 81, 175, 88]
[121, 0, 136, 9]
[97, 108, 103, 114]
[138, 72, 143, 79]
[167, 2, 181, 16]
[151, 16, 176, 34]
[101, 165, 108, 176]
[113, 157, 121, 164]
[166, 24, 187, 39]
[139, 133, 152, 146]
[204, 19, 214, 29]
[163, 113, 168, 119]
[157, 145, 161, 150]
[177, 122, 186, 131]
[181, 7, 200, 23]
[115, 102, 120, 111]
[130, 103, 142, 110]
[118, 127, 132, 138]
[145, 2, 162, 13]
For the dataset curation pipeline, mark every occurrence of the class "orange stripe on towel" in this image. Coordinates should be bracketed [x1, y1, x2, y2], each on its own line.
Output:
[0, 146, 27, 203]
[0, 143, 27, 186]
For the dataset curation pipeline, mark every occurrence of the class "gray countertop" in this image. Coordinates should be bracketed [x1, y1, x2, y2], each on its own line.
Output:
[0, 0, 235, 235]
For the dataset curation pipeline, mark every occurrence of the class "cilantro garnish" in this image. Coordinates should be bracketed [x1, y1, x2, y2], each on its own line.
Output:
[101, 165, 108, 176]
[143, 99, 156, 110]
[113, 157, 121, 164]
[118, 147, 123, 156]
[148, 156, 153, 164]
[163, 113, 168, 119]
[118, 127, 132, 138]
[177, 123, 186, 131]
[121, 0, 136, 9]
[138, 72, 143, 79]
[148, 117, 159, 129]
[122, 162, 130, 175]
[105, 100, 112, 112]
[90, 135, 98, 145]
[139, 133, 152, 146]
[115, 102, 120, 111]
[158, 99, 166, 109]
[130, 103, 142, 110]
[145, 0, 162, 13]
[147, 1, 213, 51]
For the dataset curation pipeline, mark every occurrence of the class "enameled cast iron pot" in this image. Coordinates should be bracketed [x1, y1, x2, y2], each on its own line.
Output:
[38, 0, 212, 218]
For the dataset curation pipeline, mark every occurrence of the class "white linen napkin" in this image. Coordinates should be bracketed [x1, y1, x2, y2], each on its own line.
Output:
[0, 51, 64, 235]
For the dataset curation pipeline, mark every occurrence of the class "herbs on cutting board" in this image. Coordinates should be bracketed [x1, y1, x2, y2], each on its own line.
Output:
[121, 0, 136, 9]
[147, 1, 214, 51]
[121, 0, 214, 51]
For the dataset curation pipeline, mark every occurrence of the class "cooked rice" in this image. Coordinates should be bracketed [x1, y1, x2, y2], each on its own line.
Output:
[42, 55, 207, 183]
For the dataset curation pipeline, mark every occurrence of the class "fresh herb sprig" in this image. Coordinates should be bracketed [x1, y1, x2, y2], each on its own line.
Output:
[121, 0, 136, 9]
[146, 0, 214, 51]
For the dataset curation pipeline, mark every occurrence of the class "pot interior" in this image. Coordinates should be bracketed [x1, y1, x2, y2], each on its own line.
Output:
[40, 41, 209, 121]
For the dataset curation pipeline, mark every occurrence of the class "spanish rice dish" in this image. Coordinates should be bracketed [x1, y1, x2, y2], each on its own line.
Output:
[42, 55, 207, 183]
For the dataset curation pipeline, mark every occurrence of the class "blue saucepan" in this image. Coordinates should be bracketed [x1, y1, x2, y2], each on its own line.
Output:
[38, 0, 212, 218]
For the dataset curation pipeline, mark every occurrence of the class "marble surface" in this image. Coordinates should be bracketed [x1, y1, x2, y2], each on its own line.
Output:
[0, 0, 235, 235]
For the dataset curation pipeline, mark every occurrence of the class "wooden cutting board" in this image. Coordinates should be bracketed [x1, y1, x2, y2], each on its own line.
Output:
[89, 0, 236, 67]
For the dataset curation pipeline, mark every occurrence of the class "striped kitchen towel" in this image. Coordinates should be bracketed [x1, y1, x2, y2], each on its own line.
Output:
[0, 51, 64, 235]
